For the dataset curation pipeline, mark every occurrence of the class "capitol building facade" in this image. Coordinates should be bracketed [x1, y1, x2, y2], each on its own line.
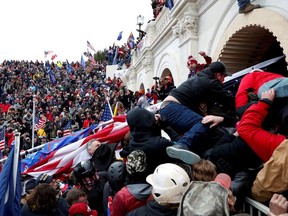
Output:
[117, 0, 288, 91]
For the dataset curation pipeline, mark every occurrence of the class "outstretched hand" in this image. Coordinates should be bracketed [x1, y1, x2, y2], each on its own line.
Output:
[261, 88, 275, 102]
[202, 115, 224, 128]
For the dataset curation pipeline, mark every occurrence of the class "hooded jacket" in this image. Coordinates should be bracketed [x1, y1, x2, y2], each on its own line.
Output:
[110, 183, 152, 216]
[123, 107, 175, 174]
[126, 199, 178, 216]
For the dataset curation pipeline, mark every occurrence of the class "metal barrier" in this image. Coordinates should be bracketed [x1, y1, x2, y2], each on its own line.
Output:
[243, 197, 269, 216]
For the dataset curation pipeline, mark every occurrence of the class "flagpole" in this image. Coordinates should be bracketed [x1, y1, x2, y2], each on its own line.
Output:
[13, 130, 20, 186]
[106, 97, 113, 117]
[32, 95, 36, 149]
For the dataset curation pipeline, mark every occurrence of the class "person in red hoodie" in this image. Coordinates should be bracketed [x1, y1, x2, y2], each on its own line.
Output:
[235, 70, 284, 114]
[237, 88, 288, 202]
[187, 51, 212, 79]
[110, 150, 151, 216]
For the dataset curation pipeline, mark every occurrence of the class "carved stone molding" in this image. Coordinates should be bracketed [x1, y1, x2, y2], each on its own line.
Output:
[172, 11, 199, 39]
[142, 56, 153, 70]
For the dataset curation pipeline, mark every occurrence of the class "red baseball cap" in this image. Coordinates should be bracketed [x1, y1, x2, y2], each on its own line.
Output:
[214, 173, 231, 190]
[69, 203, 98, 216]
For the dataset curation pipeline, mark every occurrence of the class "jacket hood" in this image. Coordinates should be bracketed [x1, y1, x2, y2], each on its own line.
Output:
[126, 183, 152, 200]
[127, 107, 155, 132]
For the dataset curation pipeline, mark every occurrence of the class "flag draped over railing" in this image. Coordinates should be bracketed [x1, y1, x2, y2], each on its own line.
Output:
[21, 124, 97, 173]
[22, 117, 129, 180]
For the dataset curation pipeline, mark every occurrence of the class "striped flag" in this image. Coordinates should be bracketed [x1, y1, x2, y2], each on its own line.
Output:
[101, 102, 113, 122]
[34, 116, 47, 131]
[63, 120, 73, 137]
[0, 128, 5, 151]
[87, 41, 96, 52]
[44, 50, 53, 58]
[22, 118, 129, 180]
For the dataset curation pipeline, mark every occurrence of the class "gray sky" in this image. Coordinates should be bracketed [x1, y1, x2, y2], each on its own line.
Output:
[0, 0, 153, 62]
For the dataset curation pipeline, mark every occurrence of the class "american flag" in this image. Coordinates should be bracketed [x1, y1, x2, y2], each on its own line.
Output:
[22, 117, 129, 180]
[44, 50, 53, 58]
[87, 41, 96, 52]
[101, 102, 113, 122]
[63, 120, 73, 137]
[34, 116, 46, 131]
[0, 128, 5, 151]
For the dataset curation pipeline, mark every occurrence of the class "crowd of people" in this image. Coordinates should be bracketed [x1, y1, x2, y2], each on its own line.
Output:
[3, 55, 285, 216]
[2, 1, 288, 215]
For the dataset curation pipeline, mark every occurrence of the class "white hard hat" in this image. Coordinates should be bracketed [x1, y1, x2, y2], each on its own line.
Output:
[146, 163, 190, 204]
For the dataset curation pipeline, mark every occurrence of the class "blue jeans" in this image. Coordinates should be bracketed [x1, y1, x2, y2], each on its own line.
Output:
[159, 102, 209, 151]
[237, 0, 250, 9]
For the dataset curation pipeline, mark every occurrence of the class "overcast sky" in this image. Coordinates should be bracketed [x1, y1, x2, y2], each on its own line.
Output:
[0, 0, 153, 62]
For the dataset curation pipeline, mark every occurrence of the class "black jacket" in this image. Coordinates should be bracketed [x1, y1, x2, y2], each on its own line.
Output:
[127, 199, 178, 216]
[122, 107, 176, 174]
[169, 68, 235, 115]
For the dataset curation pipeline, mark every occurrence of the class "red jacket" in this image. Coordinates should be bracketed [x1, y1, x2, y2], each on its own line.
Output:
[235, 71, 283, 109]
[237, 100, 285, 161]
[110, 186, 150, 216]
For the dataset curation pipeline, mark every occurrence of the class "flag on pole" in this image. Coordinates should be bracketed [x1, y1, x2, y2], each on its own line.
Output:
[165, 0, 174, 10]
[66, 59, 73, 74]
[22, 118, 129, 180]
[117, 31, 123, 41]
[101, 102, 113, 122]
[47, 68, 57, 85]
[51, 54, 57, 60]
[0, 144, 22, 215]
[87, 41, 96, 52]
[81, 55, 86, 68]
[113, 102, 119, 117]
[44, 51, 53, 58]
[0, 128, 5, 151]
[88, 52, 96, 65]
[34, 116, 47, 131]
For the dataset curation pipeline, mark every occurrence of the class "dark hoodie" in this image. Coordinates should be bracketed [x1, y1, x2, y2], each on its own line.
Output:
[126, 199, 178, 216]
[122, 107, 175, 174]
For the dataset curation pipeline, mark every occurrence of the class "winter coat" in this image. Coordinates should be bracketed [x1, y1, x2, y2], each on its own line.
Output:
[126, 199, 178, 216]
[110, 183, 151, 216]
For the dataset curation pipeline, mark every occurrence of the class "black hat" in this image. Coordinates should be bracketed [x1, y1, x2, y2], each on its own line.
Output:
[90, 143, 117, 171]
[209, 61, 231, 76]
[25, 179, 37, 194]
[36, 173, 53, 185]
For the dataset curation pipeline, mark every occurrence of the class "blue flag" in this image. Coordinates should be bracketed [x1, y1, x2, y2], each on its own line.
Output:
[20, 124, 98, 172]
[165, 0, 174, 10]
[117, 31, 123, 41]
[0, 145, 22, 216]
[66, 59, 73, 74]
[81, 55, 86, 68]
[101, 102, 113, 122]
[47, 68, 57, 85]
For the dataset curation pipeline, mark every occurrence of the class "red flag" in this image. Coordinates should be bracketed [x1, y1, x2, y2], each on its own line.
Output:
[51, 54, 57, 60]
[22, 119, 129, 180]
